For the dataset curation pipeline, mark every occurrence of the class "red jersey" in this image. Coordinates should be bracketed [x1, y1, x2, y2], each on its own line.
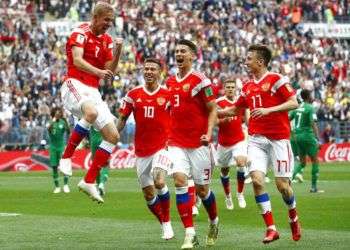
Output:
[119, 85, 170, 157]
[166, 70, 216, 148]
[235, 72, 295, 140]
[216, 96, 245, 146]
[66, 23, 113, 88]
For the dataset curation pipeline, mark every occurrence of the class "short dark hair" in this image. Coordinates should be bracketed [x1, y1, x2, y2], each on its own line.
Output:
[176, 39, 197, 54]
[248, 44, 272, 66]
[223, 78, 236, 85]
[144, 57, 162, 68]
[300, 89, 311, 101]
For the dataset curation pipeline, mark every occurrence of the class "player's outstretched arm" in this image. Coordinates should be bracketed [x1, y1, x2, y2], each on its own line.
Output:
[251, 95, 298, 118]
[72, 46, 113, 80]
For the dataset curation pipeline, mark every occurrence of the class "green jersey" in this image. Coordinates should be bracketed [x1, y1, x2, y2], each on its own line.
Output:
[48, 119, 69, 148]
[289, 102, 317, 135]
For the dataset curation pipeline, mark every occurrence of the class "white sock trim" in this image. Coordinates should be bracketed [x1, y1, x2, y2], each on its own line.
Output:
[202, 190, 212, 201]
[147, 196, 157, 205]
[78, 118, 91, 129]
[157, 185, 169, 195]
[99, 140, 115, 153]
[175, 186, 188, 195]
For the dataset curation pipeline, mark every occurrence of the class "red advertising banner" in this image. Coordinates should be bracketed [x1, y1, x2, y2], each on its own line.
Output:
[318, 143, 350, 162]
[0, 148, 136, 172]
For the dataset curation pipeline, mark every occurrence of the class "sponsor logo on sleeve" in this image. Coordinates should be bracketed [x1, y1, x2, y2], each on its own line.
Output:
[205, 87, 214, 97]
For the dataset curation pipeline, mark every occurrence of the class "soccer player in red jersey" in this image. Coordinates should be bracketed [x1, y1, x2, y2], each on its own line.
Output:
[59, 2, 123, 203]
[117, 58, 174, 240]
[219, 45, 301, 243]
[166, 39, 219, 249]
[216, 79, 248, 210]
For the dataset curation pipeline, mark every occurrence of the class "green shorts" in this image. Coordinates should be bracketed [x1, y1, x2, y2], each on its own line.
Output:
[295, 133, 319, 158]
[90, 129, 103, 156]
[49, 147, 63, 167]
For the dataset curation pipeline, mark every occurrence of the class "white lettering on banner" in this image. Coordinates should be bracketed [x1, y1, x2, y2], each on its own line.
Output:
[84, 149, 136, 169]
[299, 23, 350, 38]
[14, 163, 30, 172]
[109, 149, 136, 169]
[324, 144, 350, 162]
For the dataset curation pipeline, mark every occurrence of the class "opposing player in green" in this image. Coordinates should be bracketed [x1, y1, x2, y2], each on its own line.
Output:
[48, 108, 70, 193]
[289, 89, 323, 193]
[89, 127, 110, 196]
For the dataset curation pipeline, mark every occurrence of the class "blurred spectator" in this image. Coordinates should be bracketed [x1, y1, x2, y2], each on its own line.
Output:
[322, 123, 336, 143]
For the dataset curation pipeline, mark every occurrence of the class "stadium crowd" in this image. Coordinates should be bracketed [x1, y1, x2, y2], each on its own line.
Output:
[0, 0, 349, 149]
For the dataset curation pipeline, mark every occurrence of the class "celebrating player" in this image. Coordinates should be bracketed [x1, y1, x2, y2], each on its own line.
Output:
[166, 39, 219, 249]
[117, 58, 174, 240]
[216, 79, 248, 210]
[289, 89, 323, 193]
[48, 108, 70, 194]
[219, 44, 301, 243]
[59, 2, 122, 203]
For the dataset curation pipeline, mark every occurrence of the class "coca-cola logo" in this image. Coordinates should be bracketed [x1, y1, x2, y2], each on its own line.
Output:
[324, 144, 350, 162]
[109, 149, 136, 169]
[14, 163, 30, 172]
[84, 149, 136, 169]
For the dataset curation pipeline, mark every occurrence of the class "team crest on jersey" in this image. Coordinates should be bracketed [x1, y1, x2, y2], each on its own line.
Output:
[183, 83, 190, 92]
[261, 82, 270, 91]
[157, 97, 166, 106]
[285, 83, 293, 92]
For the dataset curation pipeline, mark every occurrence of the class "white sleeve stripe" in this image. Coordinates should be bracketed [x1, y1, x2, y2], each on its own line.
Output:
[271, 76, 289, 93]
[191, 78, 211, 97]
[124, 96, 134, 104]
[192, 71, 206, 80]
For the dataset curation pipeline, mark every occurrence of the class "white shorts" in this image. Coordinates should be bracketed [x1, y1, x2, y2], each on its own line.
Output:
[168, 146, 215, 185]
[60, 78, 114, 130]
[247, 135, 294, 178]
[136, 149, 171, 188]
[217, 140, 247, 167]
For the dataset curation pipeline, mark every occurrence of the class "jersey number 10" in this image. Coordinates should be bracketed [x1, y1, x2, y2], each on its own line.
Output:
[143, 106, 154, 118]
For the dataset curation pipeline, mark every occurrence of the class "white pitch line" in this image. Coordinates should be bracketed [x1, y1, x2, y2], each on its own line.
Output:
[0, 213, 21, 217]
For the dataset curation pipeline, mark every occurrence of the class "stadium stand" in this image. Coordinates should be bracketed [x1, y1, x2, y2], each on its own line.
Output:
[0, 0, 349, 150]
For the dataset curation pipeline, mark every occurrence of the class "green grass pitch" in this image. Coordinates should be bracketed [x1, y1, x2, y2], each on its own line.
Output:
[0, 162, 349, 249]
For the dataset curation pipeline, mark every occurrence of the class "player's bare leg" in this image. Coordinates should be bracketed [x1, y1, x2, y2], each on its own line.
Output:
[235, 156, 247, 208]
[251, 171, 279, 243]
[220, 167, 233, 210]
[276, 177, 301, 241]
[196, 184, 219, 246]
[59, 101, 97, 176]
[153, 168, 173, 240]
